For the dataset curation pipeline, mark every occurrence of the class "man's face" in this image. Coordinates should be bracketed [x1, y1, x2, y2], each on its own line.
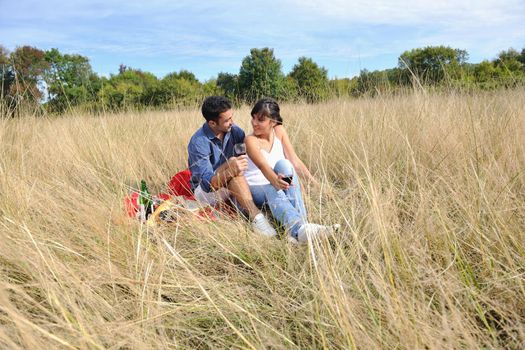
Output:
[210, 109, 234, 134]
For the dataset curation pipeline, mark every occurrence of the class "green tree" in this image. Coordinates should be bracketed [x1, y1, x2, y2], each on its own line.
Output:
[238, 48, 286, 102]
[519, 48, 525, 66]
[0, 46, 8, 65]
[398, 46, 468, 85]
[1, 46, 12, 96]
[490, 49, 525, 87]
[44, 48, 101, 113]
[149, 70, 203, 107]
[355, 69, 393, 96]
[496, 48, 521, 63]
[473, 61, 497, 82]
[0, 46, 13, 116]
[2, 46, 50, 116]
[99, 68, 158, 110]
[10, 46, 50, 99]
[176, 70, 199, 84]
[281, 76, 299, 102]
[288, 57, 329, 102]
[202, 79, 221, 98]
[494, 48, 524, 74]
[329, 78, 356, 98]
[216, 72, 239, 102]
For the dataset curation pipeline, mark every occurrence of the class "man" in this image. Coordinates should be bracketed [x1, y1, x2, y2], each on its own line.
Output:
[188, 96, 277, 237]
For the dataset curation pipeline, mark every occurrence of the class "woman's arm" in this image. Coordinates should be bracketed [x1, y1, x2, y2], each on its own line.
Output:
[245, 134, 290, 190]
[275, 125, 318, 185]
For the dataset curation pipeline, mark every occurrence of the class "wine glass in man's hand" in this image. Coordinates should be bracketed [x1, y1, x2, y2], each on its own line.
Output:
[234, 143, 246, 156]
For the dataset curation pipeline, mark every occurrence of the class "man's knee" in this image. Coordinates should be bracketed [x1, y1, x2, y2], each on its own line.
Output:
[227, 174, 251, 196]
[228, 174, 248, 188]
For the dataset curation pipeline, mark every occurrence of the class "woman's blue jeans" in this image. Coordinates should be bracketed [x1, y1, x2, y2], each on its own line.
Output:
[249, 159, 307, 238]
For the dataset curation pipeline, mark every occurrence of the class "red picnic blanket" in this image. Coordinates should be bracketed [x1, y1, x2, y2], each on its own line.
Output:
[124, 169, 235, 222]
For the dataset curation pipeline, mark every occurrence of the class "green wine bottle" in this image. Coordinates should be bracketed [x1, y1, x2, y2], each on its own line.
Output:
[139, 180, 152, 221]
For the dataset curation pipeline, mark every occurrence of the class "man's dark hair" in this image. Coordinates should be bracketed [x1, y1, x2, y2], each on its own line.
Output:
[201, 96, 232, 122]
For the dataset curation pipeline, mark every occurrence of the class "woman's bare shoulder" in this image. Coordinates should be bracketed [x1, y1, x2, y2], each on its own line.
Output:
[245, 134, 259, 146]
[274, 125, 288, 139]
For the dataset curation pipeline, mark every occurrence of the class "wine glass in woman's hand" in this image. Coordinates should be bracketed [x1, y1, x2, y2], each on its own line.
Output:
[282, 175, 293, 184]
[234, 143, 246, 156]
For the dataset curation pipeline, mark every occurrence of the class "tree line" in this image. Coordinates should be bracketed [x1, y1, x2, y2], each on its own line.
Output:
[1, 44, 524, 116]
[356, 46, 525, 96]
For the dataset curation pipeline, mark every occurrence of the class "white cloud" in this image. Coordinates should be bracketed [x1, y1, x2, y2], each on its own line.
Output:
[288, 0, 525, 26]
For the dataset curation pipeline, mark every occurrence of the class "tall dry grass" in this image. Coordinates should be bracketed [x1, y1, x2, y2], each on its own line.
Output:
[0, 89, 524, 349]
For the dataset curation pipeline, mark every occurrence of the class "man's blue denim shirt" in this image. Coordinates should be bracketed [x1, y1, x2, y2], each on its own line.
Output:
[187, 122, 245, 193]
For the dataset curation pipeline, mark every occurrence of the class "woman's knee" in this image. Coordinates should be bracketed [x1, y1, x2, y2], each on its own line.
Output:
[273, 159, 294, 176]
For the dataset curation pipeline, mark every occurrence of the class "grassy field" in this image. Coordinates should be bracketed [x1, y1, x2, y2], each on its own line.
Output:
[0, 90, 524, 349]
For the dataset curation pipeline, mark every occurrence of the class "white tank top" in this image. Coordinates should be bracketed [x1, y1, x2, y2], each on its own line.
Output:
[244, 130, 285, 186]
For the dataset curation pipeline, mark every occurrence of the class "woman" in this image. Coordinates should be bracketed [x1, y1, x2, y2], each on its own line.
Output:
[244, 98, 336, 243]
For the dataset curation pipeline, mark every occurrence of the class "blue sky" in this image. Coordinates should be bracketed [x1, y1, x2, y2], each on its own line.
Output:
[1, 0, 525, 81]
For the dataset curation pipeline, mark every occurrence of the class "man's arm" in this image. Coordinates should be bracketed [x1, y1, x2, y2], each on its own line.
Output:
[188, 137, 216, 193]
[209, 124, 248, 189]
[188, 136, 248, 192]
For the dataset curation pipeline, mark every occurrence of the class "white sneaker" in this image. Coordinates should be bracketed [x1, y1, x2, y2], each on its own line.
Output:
[297, 223, 339, 243]
[286, 235, 299, 244]
[252, 213, 277, 237]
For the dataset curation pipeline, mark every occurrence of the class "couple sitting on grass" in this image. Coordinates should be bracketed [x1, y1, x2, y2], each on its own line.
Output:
[188, 96, 337, 244]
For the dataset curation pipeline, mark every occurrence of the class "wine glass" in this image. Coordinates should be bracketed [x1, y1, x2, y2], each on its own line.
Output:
[282, 175, 293, 184]
[234, 143, 246, 156]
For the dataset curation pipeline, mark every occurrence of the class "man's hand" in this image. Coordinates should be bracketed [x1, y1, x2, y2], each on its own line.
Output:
[210, 155, 248, 190]
[227, 155, 248, 177]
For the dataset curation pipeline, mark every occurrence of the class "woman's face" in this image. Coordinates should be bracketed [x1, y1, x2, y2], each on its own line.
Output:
[251, 113, 276, 136]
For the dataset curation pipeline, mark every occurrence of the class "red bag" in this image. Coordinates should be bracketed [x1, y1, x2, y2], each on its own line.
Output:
[167, 169, 194, 200]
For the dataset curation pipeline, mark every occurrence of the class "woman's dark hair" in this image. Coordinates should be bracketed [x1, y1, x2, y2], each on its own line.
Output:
[201, 96, 232, 122]
[250, 98, 283, 125]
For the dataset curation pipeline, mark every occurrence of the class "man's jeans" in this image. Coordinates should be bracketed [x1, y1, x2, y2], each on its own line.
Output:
[249, 159, 307, 238]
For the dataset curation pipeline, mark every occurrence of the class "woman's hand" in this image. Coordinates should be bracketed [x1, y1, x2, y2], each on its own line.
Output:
[271, 174, 290, 191]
